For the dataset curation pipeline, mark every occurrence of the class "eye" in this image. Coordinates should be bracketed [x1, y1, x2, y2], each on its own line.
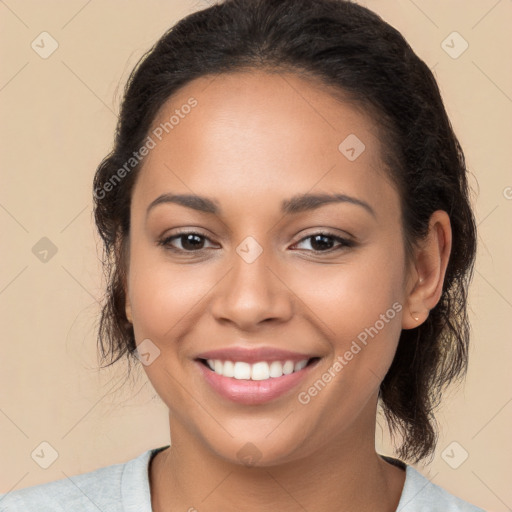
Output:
[157, 231, 217, 253]
[291, 232, 354, 253]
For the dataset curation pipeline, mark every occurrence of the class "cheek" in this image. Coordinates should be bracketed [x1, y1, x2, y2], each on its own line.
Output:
[128, 252, 212, 342]
[304, 249, 403, 334]
[297, 241, 405, 383]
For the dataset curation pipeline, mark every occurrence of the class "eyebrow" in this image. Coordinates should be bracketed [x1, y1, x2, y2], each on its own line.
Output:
[146, 192, 376, 218]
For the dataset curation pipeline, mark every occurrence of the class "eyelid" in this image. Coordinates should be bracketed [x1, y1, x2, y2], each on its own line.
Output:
[290, 231, 355, 251]
[291, 227, 355, 244]
[157, 229, 218, 250]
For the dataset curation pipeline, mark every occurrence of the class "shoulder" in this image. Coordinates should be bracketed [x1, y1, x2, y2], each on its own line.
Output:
[0, 446, 167, 512]
[0, 461, 126, 512]
[398, 465, 486, 512]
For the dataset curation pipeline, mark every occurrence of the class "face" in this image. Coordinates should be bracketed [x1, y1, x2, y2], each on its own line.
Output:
[125, 70, 411, 466]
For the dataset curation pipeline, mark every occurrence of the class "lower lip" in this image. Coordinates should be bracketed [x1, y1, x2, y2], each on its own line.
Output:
[196, 360, 318, 405]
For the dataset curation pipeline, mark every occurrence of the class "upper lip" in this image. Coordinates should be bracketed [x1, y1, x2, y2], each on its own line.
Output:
[195, 346, 319, 364]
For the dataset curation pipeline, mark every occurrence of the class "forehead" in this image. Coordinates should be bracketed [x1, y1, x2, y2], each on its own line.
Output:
[133, 70, 399, 222]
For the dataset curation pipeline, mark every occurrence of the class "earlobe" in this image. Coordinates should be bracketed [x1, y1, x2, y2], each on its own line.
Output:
[402, 210, 452, 330]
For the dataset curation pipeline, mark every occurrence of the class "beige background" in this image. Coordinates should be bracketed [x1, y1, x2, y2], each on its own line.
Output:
[0, 0, 511, 510]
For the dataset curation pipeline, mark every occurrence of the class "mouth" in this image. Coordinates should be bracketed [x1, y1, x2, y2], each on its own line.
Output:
[194, 353, 322, 405]
[197, 357, 321, 381]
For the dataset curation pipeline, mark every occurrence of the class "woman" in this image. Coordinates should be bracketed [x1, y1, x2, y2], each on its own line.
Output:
[0, 0, 485, 510]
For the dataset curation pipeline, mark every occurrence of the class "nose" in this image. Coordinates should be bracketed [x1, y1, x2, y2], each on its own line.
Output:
[210, 248, 294, 331]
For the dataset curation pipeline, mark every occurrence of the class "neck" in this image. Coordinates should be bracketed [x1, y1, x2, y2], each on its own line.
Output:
[150, 401, 405, 512]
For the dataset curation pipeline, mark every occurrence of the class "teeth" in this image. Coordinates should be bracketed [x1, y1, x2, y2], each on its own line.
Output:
[269, 361, 284, 378]
[251, 362, 269, 381]
[294, 359, 308, 372]
[223, 360, 235, 378]
[205, 358, 310, 380]
[214, 360, 223, 374]
[282, 361, 294, 375]
[234, 361, 251, 379]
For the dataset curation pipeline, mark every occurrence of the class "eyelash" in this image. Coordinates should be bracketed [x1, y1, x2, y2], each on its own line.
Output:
[157, 230, 355, 255]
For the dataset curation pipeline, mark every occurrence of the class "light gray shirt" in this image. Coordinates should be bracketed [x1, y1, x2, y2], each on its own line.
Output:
[0, 446, 486, 511]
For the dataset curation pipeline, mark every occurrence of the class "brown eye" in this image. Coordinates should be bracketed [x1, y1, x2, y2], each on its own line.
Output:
[158, 231, 216, 253]
[292, 232, 354, 253]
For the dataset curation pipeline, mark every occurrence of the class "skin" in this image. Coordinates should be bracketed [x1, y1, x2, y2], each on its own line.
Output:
[124, 70, 452, 511]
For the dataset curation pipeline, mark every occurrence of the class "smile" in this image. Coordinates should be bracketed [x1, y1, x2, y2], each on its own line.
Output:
[195, 349, 321, 404]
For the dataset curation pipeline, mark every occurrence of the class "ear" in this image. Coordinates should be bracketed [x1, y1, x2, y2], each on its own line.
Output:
[402, 210, 452, 330]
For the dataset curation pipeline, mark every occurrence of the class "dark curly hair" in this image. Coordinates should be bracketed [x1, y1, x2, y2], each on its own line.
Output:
[92, 0, 477, 463]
